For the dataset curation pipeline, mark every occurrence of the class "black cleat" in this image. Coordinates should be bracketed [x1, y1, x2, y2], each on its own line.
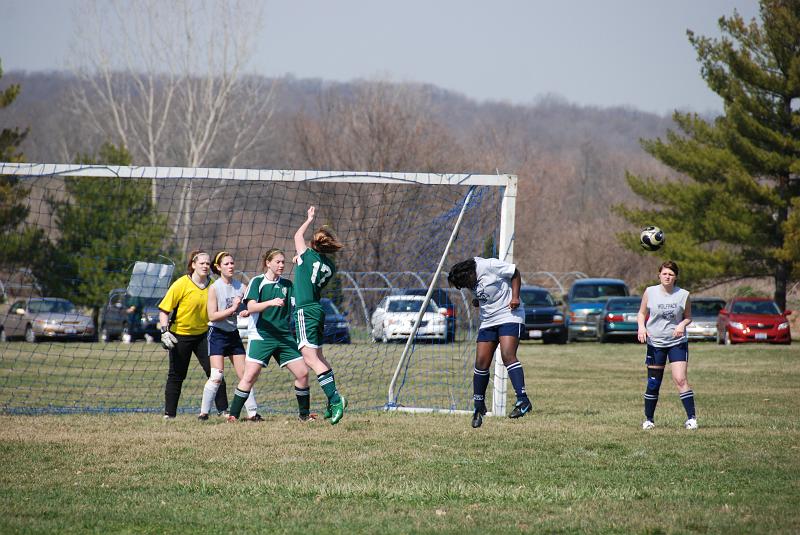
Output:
[246, 413, 264, 422]
[509, 398, 532, 419]
[471, 404, 487, 428]
[197, 413, 209, 421]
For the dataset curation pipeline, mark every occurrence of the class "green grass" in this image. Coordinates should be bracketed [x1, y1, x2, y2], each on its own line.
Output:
[1, 342, 799, 534]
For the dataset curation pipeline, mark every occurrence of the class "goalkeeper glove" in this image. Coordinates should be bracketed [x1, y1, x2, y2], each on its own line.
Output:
[160, 327, 177, 350]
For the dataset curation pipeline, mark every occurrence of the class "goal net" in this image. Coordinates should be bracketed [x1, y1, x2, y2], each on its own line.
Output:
[0, 163, 516, 416]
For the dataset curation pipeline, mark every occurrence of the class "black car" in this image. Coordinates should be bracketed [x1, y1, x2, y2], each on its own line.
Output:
[99, 288, 161, 342]
[519, 285, 567, 344]
[398, 288, 458, 343]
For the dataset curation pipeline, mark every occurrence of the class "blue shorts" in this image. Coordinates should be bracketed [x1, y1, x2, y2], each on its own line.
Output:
[646, 342, 689, 366]
[207, 326, 246, 357]
[477, 322, 523, 342]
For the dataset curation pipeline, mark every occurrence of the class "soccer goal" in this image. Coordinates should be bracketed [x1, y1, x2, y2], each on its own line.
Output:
[0, 163, 516, 417]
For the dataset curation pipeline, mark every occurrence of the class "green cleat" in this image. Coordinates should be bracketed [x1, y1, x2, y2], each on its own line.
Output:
[323, 404, 332, 420]
[329, 396, 347, 425]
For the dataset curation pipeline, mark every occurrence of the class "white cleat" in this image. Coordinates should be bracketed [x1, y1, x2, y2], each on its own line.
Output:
[642, 420, 655, 430]
[685, 418, 698, 430]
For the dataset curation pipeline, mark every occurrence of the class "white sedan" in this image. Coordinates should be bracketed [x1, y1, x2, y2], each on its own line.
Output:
[370, 295, 447, 343]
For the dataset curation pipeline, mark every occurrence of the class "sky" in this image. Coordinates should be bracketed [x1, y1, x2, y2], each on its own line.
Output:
[0, 0, 761, 115]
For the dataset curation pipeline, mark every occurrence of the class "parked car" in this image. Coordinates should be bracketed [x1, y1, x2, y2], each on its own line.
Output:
[99, 288, 161, 342]
[686, 297, 726, 341]
[370, 295, 447, 343]
[240, 297, 351, 344]
[717, 297, 791, 345]
[398, 288, 458, 343]
[0, 297, 95, 343]
[597, 296, 641, 343]
[566, 278, 629, 341]
[518, 285, 567, 344]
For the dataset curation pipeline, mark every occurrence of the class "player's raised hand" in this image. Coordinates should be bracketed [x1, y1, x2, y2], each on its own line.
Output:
[307, 206, 315, 222]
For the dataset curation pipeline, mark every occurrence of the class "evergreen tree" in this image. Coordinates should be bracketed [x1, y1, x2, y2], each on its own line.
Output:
[0, 59, 50, 295]
[47, 143, 173, 319]
[616, 1, 800, 309]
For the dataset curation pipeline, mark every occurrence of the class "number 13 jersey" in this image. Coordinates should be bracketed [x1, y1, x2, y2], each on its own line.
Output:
[293, 248, 336, 307]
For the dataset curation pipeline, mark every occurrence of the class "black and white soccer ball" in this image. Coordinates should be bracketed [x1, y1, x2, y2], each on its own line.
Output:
[640, 226, 665, 251]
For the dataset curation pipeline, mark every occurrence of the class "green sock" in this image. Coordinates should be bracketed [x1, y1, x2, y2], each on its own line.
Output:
[317, 369, 340, 404]
[230, 388, 249, 418]
[295, 386, 310, 417]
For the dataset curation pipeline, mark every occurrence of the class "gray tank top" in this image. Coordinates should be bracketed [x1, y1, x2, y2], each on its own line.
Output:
[210, 278, 245, 332]
[645, 284, 689, 347]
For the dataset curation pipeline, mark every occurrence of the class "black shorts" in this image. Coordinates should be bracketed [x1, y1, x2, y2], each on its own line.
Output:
[207, 326, 246, 357]
[645, 342, 689, 366]
[477, 322, 523, 342]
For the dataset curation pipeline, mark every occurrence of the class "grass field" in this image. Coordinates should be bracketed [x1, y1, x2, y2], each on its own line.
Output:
[1, 341, 799, 534]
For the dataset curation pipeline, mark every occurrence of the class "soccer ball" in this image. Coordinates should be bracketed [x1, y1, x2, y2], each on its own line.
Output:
[640, 226, 665, 251]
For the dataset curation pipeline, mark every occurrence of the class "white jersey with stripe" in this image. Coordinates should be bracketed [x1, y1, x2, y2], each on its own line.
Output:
[644, 284, 690, 347]
[209, 277, 245, 332]
[474, 257, 524, 329]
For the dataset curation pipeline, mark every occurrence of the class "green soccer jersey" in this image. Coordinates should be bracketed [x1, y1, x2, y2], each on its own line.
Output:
[293, 248, 336, 307]
[244, 274, 293, 340]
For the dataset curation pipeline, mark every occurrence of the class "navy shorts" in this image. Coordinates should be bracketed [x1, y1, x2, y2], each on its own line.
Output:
[208, 326, 246, 357]
[477, 322, 523, 342]
[645, 342, 689, 366]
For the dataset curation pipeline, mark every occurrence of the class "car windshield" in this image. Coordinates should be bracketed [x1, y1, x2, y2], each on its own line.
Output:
[607, 299, 640, 312]
[572, 284, 627, 300]
[693, 300, 725, 316]
[404, 289, 452, 307]
[29, 300, 75, 314]
[731, 301, 781, 315]
[387, 299, 435, 313]
[520, 289, 554, 306]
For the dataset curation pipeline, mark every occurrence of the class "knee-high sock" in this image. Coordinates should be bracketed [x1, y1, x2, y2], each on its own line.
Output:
[505, 361, 528, 401]
[317, 369, 340, 404]
[229, 388, 250, 419]
[201, 368, 223, 415]
[644, 367, 664, 421]
[244, 387, 258, 417]
[296, 386, 310, 417]
[680, 390, 696, 419]
[473, 366, 490, 409]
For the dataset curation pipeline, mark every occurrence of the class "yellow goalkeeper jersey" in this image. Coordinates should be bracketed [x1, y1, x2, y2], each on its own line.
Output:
[158, 275, 210, 335]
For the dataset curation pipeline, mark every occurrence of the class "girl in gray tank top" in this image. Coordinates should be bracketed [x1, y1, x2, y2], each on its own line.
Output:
[636, 261, 697, 431]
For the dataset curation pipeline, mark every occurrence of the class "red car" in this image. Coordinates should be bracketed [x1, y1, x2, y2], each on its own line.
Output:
[716, 297, 792, 345]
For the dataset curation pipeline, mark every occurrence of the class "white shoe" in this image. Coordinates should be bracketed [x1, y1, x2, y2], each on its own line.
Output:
[685, 418, 698, 430]
[642, 420, 655, 430]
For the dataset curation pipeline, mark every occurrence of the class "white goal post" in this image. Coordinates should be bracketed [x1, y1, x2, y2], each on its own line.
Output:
[1, 162, 517, 416]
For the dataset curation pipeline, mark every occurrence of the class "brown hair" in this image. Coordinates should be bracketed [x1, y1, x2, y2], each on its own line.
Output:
[211, 251, 232, 275]
[262, 248, 285, 267]
[659, 260, 679, 277]
[310, 226, 344, 254]
[186, 249, 209, 275]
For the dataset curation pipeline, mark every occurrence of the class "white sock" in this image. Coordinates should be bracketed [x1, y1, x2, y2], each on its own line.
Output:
[245, 387, 258, 417]
[201, 368, 223, 415]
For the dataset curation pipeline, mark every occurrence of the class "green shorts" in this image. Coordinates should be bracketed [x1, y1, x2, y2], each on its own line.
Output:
[295, 304, 325, 349]
[246, 334, 302, 368]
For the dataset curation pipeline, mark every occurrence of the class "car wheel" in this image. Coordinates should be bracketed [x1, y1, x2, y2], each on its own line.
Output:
[0, 328, 6, 343]
[556, 330, 568, 345]
[25, 325, 37, 344]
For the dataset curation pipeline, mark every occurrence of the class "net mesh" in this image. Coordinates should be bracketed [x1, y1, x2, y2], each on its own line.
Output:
[0, 165, 506, 415]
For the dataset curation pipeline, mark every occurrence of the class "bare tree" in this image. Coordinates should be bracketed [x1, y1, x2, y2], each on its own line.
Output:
[68, 0, 275, 254]
[291, 82, 468, 271]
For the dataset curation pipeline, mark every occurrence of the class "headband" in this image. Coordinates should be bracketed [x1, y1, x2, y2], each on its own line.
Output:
[214, 251, 230, 266]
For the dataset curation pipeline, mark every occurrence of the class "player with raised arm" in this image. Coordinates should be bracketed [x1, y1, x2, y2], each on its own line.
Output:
[293, 206, 347, 425]
[448, 257, 531, 428]
[227, 248, 314, 422]
[199, 251, 262, 421]
[637, 260, 696, 430]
